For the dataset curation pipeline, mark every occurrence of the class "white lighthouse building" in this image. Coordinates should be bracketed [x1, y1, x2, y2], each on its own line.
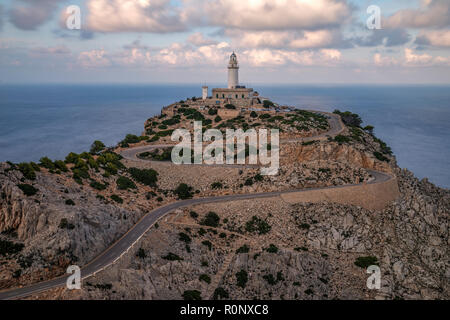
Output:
[211, 52, 255, 106]
[228, 52, 239, 89]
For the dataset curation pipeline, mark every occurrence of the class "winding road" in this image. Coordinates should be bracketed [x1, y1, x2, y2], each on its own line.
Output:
[0, 111, 393, 300]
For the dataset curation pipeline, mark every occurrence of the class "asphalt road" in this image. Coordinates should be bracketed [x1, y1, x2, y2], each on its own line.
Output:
[0, 111, 390, 300]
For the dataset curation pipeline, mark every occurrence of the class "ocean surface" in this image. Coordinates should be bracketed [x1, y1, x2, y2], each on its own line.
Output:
[0, 84, 449, 188]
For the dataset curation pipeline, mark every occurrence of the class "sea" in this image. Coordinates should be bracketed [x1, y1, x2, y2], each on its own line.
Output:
[0, 84, 449, 189]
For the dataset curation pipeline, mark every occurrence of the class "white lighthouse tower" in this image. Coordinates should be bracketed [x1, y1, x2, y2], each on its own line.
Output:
[228, 52, 239, 89]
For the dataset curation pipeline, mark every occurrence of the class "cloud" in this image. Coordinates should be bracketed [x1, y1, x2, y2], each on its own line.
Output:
[184, 0, 352, 31]
[9, 0, 62, 30]
[86, 0, 186, 33]
[384, 0, 450, 29]
[226, 29, 345, 49]
[373, 53, 398, 67]
[31, 45, 71, 55]
[241, 48, 342, 67]
[0, 5, 4, 30]
[78, 49, 111, 68]
[353, 29, 411, 47]
[187, 32, 218, 46]
[416, 30, 450, 47]
[374, 48, 450, 67]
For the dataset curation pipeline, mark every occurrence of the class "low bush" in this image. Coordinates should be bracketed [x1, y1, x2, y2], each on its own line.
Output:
[182, 290, 202, 301]
[236, 245, 250, 254]
[211, 182, 223, 189]
[174, 183, 193, 199]
[128, 167, 158, 186]
[200, 212, 220, 228]
[90, 181, 107, 191]
[202, 240, 213, 251]
[59, 218, 75, 230]
[162, 252, 183, 261]
[111, 194, 123, 204]
[18, 162, 38, 180]
[213, 287, 229, 300]
[0, 239, 24, 256]
[178, 232, 192, 243]
[199, 274, 211, 284]
[354, 256, 378, 268]
[236, 270, 248, 288]
[245, 216, 271, 235]
[65, 199, 75, 206]
[265, 244, 279, 253]
[90, 140, 105, 154]
[116, 176, 136, 190]
[17, 184, 38, 196]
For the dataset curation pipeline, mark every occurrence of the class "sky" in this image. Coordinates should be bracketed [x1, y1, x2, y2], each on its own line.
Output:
[1, 0, 450, 84]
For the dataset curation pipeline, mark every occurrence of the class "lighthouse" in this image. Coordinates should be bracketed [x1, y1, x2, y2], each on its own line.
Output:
[228, 52, 239, 89]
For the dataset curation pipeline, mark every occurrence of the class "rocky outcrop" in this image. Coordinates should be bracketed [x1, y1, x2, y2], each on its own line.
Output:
[0, 162, 142, 289]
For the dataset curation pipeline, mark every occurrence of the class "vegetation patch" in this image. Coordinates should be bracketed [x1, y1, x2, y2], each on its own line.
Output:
[200, 212, 220, 228]
[17, 184, 38, 196]
[128, 167, 158, 186]
[245, 216, 271, 235]
[174, 183, 194, 199]
[0, 239, 24, 256]
[236, 269, 248, 288]
[162, 252, 184, 261]
[182, 290, 202, 301]
[354, 256, 378, 268]
[116, 176, 137, 190]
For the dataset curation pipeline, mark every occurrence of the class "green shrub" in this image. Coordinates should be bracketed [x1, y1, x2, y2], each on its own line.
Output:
[245, 216, 271, 235]
[265, 244, 279, 253]
[333, 110, 362, 127]
[263, 100, 275, 108]
[354, 256, 378, 268]
[111, 194, 123, 204]
[208, 108, 218, 116]
[162, 252, 183, 261]
[200, 212, 220, 228]
[189, 211, 198, 219]
[263, 274, 277, 285]
[0, 239, 24, 256]
[65, 199, 75, 206]
[174, 183, 193, 199]
[128, 167, 158, 186]
[54, 160, 68, 172]
[213, 287, 229, 300]
[373, 151, 389, 162]
[136, 248, 146, 259]
[211, 182, 223, 189]
[90, 181, 107, 190]
[18, 163, 37, 180]
[225, 104, 236, 109]
[199, 274, 211, 284]
[39, 157, 55, 170]
[250, 111, 258, 118]
[202, 240, 213, 251]
[17, 184, 38, 196]
[116, 176, 136, 190]
[214, 116, 222, 123]
[122, 134, 140, 145]
[334, 135, 351, 144]
[236, 245, 250, 254]
[90, 140, 106, 154]
[178, 232, 191, 243]
[65, 152, 80, 164]
[182, 290, 202, 301]
[236, 270, 248, 288]
[59, 218, 75, 230]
